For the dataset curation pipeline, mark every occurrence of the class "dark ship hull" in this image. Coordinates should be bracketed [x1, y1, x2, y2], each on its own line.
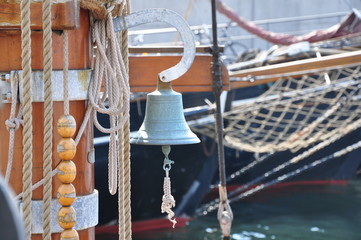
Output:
[94, 89, 361, 235]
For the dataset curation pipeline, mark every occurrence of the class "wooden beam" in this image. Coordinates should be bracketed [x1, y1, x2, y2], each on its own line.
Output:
[129, 45, 224, 54]
[0, 9, 89, 71]
[230, 50, 361, 89]
[129, 55, 230, 92]
[0, 0, 79, 30]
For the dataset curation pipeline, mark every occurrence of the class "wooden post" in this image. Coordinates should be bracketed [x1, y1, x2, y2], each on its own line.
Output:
[0, 5, 94, 240]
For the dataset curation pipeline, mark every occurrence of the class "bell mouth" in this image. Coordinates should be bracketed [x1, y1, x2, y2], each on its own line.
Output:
[130, 130, 200, 145]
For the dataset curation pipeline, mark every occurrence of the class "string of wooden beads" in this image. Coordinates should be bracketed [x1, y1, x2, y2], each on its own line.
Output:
[56, 114, 79, 240]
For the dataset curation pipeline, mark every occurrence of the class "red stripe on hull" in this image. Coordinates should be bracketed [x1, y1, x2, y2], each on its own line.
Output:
[96, 217, 190, 235]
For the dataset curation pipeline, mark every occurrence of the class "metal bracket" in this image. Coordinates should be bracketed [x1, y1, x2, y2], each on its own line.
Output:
[113, 8, 195, 83]
[0, 70, 92, 104]
[19, 190, 99, 234]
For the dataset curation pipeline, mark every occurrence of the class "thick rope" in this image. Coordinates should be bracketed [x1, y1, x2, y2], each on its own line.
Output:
[116, 10, 125, 240]
[20, 0, 33, 238]
[117, 1, 132, 240]
[5, 72, 23, 183]
[42, 0, 53, 238]
[118, 1, 131, 239]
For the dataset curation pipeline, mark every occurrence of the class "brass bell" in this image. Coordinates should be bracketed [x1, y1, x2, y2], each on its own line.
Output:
[130, 80, 200, 145]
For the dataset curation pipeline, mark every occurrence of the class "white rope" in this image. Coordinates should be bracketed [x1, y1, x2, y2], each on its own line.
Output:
[5, 72, 23, 183]
[161, 146, 176, 228]
[161, 170, 177, 228]
[90, 8, 130, 195]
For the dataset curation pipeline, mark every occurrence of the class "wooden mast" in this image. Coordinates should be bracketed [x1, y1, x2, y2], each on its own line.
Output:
[0, 2, 94, 239]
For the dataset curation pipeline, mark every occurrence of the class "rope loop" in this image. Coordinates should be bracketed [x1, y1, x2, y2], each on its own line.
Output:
[88, 8, 130, 197]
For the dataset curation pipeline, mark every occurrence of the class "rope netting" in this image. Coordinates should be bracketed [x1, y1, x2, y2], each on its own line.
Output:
[192, 65, 361, 153]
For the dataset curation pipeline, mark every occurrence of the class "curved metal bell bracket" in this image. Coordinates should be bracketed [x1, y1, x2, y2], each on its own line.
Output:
[113, 8, 196, 82]
[114, 8, 200, 146]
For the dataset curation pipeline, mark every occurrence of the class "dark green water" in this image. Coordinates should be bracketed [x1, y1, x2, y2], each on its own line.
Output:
[133, 180, 361, 240]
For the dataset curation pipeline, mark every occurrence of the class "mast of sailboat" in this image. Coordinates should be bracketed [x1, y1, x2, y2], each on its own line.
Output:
[211, 0, 233, 239]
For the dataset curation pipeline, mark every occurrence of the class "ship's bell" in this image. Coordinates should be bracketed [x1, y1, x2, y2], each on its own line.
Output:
[130, 80, 200, 145]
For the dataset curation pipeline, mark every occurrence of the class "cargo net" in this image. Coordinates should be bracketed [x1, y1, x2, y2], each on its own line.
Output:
[192, 65, 361, 153]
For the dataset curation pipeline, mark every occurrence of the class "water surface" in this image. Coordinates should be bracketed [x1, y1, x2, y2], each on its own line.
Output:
[133, 180, 361, 240]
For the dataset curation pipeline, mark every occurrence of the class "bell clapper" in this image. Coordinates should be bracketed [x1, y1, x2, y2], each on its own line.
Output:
[161, 145, 177, 228]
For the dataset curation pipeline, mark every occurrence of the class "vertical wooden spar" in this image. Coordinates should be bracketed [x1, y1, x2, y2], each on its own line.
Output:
[0, 3, 94, 240]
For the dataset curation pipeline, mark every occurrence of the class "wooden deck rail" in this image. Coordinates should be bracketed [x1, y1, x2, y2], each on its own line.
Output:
[129, 54, 229, 92]
[230, 50, 361, 89]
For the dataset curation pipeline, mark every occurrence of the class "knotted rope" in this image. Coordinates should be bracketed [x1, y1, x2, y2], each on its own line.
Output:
[20, 0, 34, 238]
[161, 172, 177, 228]
[5, 72, 23, 183]
[161, 146, 177, 228]
[42, 0, 54, 238]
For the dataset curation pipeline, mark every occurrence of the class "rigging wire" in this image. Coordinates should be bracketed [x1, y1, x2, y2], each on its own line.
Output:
[211, 0, 233, 238]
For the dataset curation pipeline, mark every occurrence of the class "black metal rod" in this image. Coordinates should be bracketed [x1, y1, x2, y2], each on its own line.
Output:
[211, 0, 226, 187]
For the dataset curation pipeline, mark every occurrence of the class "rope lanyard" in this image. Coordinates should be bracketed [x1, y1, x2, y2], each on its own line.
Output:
[5, 73, 23, 183]
[55, 29, 80, 239]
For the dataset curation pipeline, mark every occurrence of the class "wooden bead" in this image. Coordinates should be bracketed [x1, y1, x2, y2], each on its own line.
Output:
[57, 160, 76, 183]
[60, 228, 79, 240]
[57, 138, 76, 160]
[57, 115, 77, 138]
[57, 183, 76, 206]
[58, 206, 76, 229]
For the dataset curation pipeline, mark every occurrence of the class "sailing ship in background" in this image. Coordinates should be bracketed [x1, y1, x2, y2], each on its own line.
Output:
[95, 4, 361, 235]
[2, 0, 361, 239]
